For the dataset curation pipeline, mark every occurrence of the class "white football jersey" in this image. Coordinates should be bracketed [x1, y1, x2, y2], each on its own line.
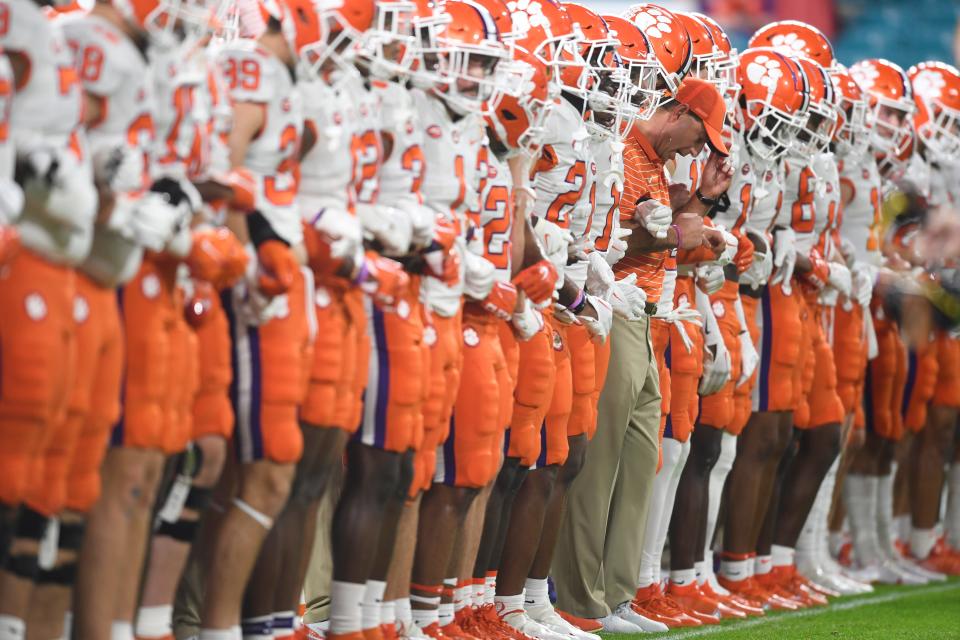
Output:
[811, 152, 841, 259]
[0, 54, 17, 224]
[838, 152, 883, 265]
[62, 12, 155, 190]
[588, 134, 622, 255]
[217, 41, 302, 245]
[716, 128, 755, 233]
[478, 145, 513, 283]
[298, 77, 358, 217]
[373, 79, 425, 213]
[2, 0, 94, 263]
[777, 158, 820, 251]
[413, 89, 485, 316]
[531, 99, 593, 232]
[671, 149, 706, 194]
[744, 158, 784, 236]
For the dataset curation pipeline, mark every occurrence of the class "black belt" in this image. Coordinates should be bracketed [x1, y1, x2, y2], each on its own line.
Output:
[723, 263, 739, 282]
[738, 283, 765, 299]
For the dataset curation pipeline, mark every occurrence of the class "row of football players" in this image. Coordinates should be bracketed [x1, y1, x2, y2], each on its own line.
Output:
[1, 0, 959, 638]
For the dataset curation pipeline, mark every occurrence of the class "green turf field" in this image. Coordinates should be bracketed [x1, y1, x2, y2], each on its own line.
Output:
[603, 578, 960, 639]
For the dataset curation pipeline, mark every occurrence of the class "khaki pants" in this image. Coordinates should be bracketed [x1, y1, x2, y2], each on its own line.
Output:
[552, 314, 661, 618]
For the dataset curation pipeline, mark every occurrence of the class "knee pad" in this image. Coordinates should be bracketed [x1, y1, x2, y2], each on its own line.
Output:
[2, 507, 48, 580]
[155, 518, 200, 543]
[37, 562, 77, 586]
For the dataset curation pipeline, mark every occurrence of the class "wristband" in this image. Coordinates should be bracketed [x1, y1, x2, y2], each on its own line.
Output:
[353, 260, 370, 286]
[696, 187, 719, 207]
[570, 289, 587, 314]
[671, 223, 682, 247]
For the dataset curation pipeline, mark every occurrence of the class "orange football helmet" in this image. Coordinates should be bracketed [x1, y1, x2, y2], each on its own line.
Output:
[690, 12, 739, 105]
[748, 20, 836, 71]
[603, 14, 661, 119]
[114, 0, 218, 46]
[299, 0, 374, 76]
[487, 45, 555, 153]
[358, 0, 420, 79]
[736, 47, 808, 162]
[508, 0, 578, 74]
[908, 61, 960, 161]
[426, 0, 508, 115]
[621, 3, 691, 93]
[408, 0, 452, 84]
[829, 63, 870, 157]
[850, 58, 915, 157]
[793, 56, 838, 155]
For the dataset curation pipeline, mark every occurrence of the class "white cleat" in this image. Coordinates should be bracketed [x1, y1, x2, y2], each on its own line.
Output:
[397, 619, 431, 640]
[597, 613, 642, 635]
[611, 603, 669, 633]
[501, 609, 571, 640]
[879, 559, 927, 585]
[526, 604, 599, 640]
[706, 572, 731, 597]
[894, 556, 945, 583]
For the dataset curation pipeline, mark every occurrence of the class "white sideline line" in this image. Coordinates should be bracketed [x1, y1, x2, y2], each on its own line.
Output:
[638, 582, 960, 639]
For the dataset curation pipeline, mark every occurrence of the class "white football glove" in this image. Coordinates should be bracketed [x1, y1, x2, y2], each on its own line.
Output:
[697, 288, 731, 395]
[405, 202, 435, 250]
[636, 199, 672, 239]
[356, 203, 413, 256]
[739, 231, 773, 289]
[717, 228, 739, 266]
[605, 226, 631, 266]
[511, 298, 544, 341]
[853, 262, 875, 308]
[696, 263, 725, 295]
[827, 262, 852, 297]
[0, 180, 23, 226]
[310, 206, 365, 263]
[770, 227, 797, 292]
[18, 146, 97, 230]
[586, 251, 616, 301]
[462, 244, 496, 301]
[127, 192, 180, 251]
[532, 217, 573, 275]
[579, 294, 613, 344]
[92, 144, 147, 194]
[734, 296, 759, 385]
[610, 273, 647, 320]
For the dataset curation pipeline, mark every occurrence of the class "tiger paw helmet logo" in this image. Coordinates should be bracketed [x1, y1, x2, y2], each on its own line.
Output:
[769, 32, 808, 55]
[746, 54, 785, 90]
[851, 63, 880, 92]
[911, 69, 947, 102]
[631, 7, 673, 39]
[507, 0, 551, 39]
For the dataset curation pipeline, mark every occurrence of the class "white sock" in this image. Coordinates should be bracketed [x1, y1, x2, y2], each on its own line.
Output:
[638, 438, 687, 588]
[753, 555, 772, 576]
[439, 579, 456, 625]
[330, 581, 366, 634]
[669, 568, 696, 587]
[829, 531, 845, 558]
[895, 514, 911, 545]
[771, 544, 795, 568]
[485, 574, 496, 606]
[453, 581, 471, 613]
[910, 527, 937, 560]
[694, 561, 707, 585]
[494, 593, 524, 618]
[241, 614, 273, 640]
[876, 470, 897, 555]
[411, 595, 440, 630]
[948, 464, 960, 548]
[381, 600, 396, 627]
[0, 616, 25, 640]
[438, 602, 454, 627]
[135, 605, 173, 638]
[845, 474, 881, 566]
[272, 611, 295, 638]
[361, 580, 387, 630]
[523, 578, 550, 610]
[200, 629, 240, 640]
[111, 621, 135, 640]
[719, 556, 751, 582]
[705, 434, 738, 564]
[472, 580, 485, 607]
[394, 598, 413, 624]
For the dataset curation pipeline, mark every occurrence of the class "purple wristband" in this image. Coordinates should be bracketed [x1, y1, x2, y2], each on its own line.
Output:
[353, 260, 370, 286]
[671, 223, 682, 247]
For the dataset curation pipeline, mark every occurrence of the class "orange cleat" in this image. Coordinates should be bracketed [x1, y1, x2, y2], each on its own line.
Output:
[380, 624, 399, 640]
[753, 573, 805, 610]
[419, 623, 446, 640]
[476, 604, 533, 640]
[556, 609, 603, 633]
[911, 540, 960, 576]
[696, 580, 748, 619]
[772, 565, 829, 606]
[633, 584, 701, 628]
[363, 627, 385, 640]
[718, 575, 797, 611]
[326, 633, 366, 640]
[440, 620, 479, 640]
[666, 582, 722, 624]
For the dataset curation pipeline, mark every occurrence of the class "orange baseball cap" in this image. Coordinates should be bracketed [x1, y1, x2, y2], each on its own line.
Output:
[675, 77, 729, 156]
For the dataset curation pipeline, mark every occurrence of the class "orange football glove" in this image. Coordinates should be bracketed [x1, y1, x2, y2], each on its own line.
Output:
[184, 280, 215, 328]
[512, 259, 558, 305]
[359, 252, 410, 306]
[0, 225, 20, 268]
[224, 167, 257, 212]
[732, 229, 755, 274]
[186, 227, 249, 288]
[803, 248, 830, 289]
[302, 220, 343, 278]
[256, 240, 298, 296]
[432, 214, 459, 250]
[482, 280, 519, 321]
